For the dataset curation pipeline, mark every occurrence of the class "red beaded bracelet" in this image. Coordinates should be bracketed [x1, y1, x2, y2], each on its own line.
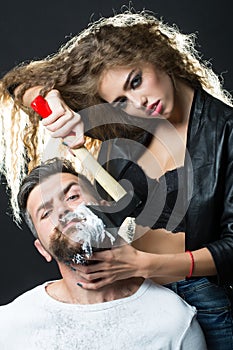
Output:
[186, 250, 194, 278]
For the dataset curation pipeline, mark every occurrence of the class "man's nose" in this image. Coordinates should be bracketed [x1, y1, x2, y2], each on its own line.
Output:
[57, 202, 71, 220]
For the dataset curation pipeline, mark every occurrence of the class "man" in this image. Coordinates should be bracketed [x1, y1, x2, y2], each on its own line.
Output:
[0, 158, 207, 349]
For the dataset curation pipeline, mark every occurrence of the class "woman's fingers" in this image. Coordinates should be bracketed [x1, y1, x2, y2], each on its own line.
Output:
[77, 278, 113, 290]
[66, 120, 85, 148]
[79, 271, 112, 282]
[77, 277, 115, 290]
[87, 249, 114, 262]
[87, 244, 138, 263]
[42, 109, 73, 129]
[47, 115, 82, 137]
[74, 262, 108, 274]
[39, 90, 85, 148]
[45, 112, 85, 147]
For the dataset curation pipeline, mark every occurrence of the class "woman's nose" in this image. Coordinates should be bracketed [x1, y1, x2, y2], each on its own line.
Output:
[129, 93, 147, 109]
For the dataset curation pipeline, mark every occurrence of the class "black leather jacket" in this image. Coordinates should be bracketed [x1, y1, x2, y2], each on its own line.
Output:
[94, 89, 233, 286]
[185, 89, 233, 286]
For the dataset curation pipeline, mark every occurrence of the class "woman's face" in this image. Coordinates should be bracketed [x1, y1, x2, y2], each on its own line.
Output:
[98, 63, 175, 119]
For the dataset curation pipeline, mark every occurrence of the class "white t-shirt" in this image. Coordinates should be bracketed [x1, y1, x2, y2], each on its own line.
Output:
[0, 279, 206, 349]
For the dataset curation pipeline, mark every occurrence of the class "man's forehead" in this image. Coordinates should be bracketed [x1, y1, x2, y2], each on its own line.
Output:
[27, 173, 80, 212]
[37, 173, 80, 193]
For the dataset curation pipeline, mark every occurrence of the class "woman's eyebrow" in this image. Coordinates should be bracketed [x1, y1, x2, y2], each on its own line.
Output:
[123, 69, 135, 90]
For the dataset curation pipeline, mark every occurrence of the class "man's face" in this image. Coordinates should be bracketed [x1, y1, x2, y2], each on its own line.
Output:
[27, 172, 98, 263]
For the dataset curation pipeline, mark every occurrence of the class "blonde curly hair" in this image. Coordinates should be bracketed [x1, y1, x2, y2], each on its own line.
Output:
[0, 9, 232, 221]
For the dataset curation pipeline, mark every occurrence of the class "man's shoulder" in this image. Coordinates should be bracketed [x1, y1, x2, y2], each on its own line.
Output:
[0, 281, 54, 349]
[0, 281, 49, 320]
[119, 279, 203, 348]
[143, 279, 196, 319]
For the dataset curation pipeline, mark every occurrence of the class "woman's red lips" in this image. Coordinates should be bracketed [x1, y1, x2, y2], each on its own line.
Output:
[146, 101, 162, 116]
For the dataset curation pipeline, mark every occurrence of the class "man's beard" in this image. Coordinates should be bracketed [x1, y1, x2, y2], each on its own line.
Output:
[48, 204, 118, 265]
[49, 228, 85, 265]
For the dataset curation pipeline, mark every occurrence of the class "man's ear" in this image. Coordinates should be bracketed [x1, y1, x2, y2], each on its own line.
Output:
[34, 239, 52, 262]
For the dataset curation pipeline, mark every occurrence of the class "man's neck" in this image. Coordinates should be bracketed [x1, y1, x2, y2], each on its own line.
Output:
[46, 267, 144, 305]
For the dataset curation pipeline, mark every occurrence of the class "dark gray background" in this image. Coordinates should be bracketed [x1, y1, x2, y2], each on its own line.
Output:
[0, 0, 232, 304]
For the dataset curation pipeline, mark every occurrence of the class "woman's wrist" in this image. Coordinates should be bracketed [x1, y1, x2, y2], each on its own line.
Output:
[136, 250, 160, 279]
[137, 251, 191, 279]
[137, 248, 217, 279]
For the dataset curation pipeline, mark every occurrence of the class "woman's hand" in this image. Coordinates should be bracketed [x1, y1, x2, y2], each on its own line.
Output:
[21, 86, 85, 148]
[74, 244, 150, 290]
[72, 245, 217, 290]
[41, 90, 85, 148]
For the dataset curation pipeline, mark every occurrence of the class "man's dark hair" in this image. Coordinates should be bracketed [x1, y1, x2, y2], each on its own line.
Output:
[18, 157, 99, 237]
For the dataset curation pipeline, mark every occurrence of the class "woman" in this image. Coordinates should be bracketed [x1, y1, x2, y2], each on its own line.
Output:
[1, 11, 233, 348]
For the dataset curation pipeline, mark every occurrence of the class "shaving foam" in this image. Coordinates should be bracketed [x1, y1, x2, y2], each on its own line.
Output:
[60, 203, 116, 257]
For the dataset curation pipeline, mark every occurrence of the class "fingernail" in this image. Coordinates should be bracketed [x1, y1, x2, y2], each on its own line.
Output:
[62, 141, 69, 147]
[77, 282, 83, 288]
[70, 266, 77, 271]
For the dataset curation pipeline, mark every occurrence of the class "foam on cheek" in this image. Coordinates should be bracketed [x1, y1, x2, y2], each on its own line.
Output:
[61, 204, 116, 257]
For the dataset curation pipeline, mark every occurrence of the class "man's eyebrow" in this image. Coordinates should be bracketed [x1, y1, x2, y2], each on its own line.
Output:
[35, 181, 79, 218]
[36, 199, 52, 218]
[112, 69, 135, 104]
[62, 181, 79, 196]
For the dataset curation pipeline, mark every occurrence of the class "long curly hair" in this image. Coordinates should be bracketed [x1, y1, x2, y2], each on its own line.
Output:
[0, 9, 232, 221]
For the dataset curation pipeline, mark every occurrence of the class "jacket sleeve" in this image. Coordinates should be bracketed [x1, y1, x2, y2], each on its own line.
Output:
[205, 120, 233, 285]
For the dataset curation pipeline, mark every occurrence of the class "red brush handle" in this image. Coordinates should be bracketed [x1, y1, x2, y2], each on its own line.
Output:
[30, 95, 52, 118]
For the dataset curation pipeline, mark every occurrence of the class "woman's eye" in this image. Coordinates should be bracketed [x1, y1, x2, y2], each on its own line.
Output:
[115, 97, 127, 110]
[112, 97, 127, 110]
[131, 72, 142, 89]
